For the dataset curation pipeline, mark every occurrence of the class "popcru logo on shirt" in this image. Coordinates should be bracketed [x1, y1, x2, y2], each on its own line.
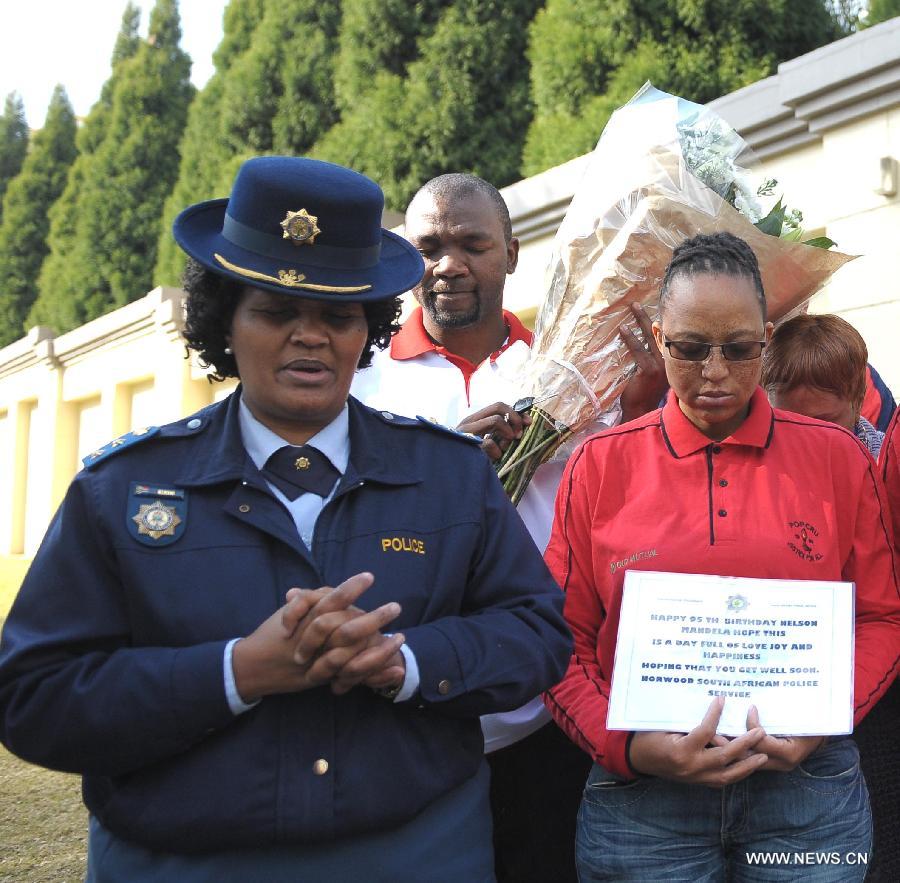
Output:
[787, 520, 823, 562]
[610, 549, 658, 574]
[381, 536, 426, 554]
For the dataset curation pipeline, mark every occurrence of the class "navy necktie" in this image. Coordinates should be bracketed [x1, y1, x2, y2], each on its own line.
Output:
[261, 445, 340, 500]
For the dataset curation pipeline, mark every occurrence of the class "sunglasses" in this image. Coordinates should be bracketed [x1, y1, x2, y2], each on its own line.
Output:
[663, 338, 767, 362]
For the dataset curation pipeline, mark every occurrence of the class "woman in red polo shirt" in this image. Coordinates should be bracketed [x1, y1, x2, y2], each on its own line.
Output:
[545, 232, 900, 882]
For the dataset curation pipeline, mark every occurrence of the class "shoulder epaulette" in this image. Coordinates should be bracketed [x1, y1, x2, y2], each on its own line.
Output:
[369, 408, 418, 428]
[364, 405, 483, 444]
[415, 415, 481, 445]
[82, 426, 160, 469]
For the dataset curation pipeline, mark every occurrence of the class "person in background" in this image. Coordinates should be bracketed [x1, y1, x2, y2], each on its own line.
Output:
[774, 303, 894, 432]
[0, 157, 572, 882]
[863, 363, 895, 432]
[761, 313, 883, 457]
[545, 231, 899, 881]
[875, 411, 900, 875]
[762, 312, 900, 881]
[352, 172, 667, 883]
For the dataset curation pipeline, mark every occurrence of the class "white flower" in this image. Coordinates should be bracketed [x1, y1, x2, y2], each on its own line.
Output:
[733, 182, 764, 223]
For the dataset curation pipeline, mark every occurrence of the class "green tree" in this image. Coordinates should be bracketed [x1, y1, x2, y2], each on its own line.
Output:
[829, 0, 865, 32]
[0, 87, 77, 346]
[31, 0, 193, 331]
[311, 71, 412, 207]
[111, 1, 143, 67]
[333, 1, 450, 110]
[153, 0, 264, 287]
[155, 0, 341, 286]
[404, 0, 541, 196]
[30, 3, 142, 332]
[522, 0, 840, 175]
[315, 0, 541, 210]
[0, 93, 29, 222]
[219, 0, 341, 155]
[863, 0, 900, 26]
[152, 78, 239, 287]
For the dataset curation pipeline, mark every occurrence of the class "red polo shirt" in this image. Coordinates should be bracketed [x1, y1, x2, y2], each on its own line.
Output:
[881, 407, 900, 549]
[545, 387, 900, 779]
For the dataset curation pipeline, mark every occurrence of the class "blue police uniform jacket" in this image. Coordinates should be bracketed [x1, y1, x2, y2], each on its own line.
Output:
[0, 392, 571, 854]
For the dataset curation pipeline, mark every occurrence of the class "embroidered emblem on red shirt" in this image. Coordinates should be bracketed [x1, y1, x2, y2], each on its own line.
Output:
[787, 520, 823, 562]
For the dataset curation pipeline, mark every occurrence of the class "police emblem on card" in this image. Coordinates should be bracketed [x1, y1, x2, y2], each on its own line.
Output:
[127, 482, 188, 546]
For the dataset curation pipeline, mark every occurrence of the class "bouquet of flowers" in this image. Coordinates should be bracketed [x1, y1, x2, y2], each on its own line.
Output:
[497, 83, 854, 504]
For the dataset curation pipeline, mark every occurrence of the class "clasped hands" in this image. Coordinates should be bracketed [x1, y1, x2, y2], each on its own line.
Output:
[628, 695, 825, 787]
[232, 572, 406, 703]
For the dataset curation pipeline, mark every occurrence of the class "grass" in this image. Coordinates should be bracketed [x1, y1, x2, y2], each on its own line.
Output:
[0, 611, 86, 881]
[0, 742, 86, 882]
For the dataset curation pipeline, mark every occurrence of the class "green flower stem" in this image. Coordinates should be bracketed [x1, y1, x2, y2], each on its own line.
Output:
[495, 406, 571, 505]
[497, 429, 559, 480]
[496, 410, 551, 478]
[507, 431, 571, 505]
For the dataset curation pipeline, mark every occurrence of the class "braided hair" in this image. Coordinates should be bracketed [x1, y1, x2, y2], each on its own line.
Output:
[659, 232, 766, 321]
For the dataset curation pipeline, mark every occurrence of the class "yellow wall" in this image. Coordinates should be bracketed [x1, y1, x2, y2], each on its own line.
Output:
[0, 555, 29, 615]
[0, 288, 228, 615]
[753, 106, 900, 392]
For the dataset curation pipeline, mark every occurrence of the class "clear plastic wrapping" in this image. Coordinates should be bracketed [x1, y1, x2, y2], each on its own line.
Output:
[496, 83, 854, 502]
[524, 83, 853, 433]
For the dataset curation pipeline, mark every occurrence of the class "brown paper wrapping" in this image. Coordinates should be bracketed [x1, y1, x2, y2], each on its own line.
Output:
[525, 146, 854, 431]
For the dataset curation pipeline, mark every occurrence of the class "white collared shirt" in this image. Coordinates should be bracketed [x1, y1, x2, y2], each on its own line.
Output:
[238, 398, 349, 549]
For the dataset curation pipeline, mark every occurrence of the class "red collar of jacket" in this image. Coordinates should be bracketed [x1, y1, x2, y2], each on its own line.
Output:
[389, 307, 533, 368]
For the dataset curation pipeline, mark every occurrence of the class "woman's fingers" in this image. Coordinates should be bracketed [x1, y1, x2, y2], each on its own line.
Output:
[290, 573, 376, 659]
[281, 587, 329, 635]
[678, 699, 766, 785]
[703, 750, 769, 787]
[328, 636, 406, 694]
[631, 697, 769, 787]
[293, 601, 401, 665]
[306, 634, 405, 691]
[743, 707, 824, 771]
[311, 572, 375, 615]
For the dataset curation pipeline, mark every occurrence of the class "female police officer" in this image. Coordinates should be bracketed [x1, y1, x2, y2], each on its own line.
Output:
[0, 157, 571, 881]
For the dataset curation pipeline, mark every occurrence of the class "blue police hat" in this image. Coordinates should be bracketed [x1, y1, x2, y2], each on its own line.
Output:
[173, 156, 424, 301]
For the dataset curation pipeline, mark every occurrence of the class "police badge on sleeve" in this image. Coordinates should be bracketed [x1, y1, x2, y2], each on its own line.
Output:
[127, 482, 188, 547]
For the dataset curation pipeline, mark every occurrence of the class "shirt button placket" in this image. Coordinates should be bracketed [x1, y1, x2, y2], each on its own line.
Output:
[713, 451, 734, 540]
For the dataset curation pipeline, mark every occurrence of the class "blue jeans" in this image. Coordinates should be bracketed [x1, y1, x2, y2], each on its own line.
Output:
[576, 738, 871, 882]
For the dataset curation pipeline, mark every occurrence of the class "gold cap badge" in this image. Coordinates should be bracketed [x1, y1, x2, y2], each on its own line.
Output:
[280, 208, 321, 245]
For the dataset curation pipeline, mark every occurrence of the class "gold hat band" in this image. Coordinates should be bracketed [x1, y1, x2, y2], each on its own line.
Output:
[213, 253, 372, 293]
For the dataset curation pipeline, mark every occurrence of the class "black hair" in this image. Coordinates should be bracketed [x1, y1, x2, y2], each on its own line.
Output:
[660, 232, 767, 321]
[409, 173, 513, 243]
[181, 258, 402, 382]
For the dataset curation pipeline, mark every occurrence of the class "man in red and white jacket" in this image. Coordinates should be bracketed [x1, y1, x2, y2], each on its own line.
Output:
[352, 172, 666, 883]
